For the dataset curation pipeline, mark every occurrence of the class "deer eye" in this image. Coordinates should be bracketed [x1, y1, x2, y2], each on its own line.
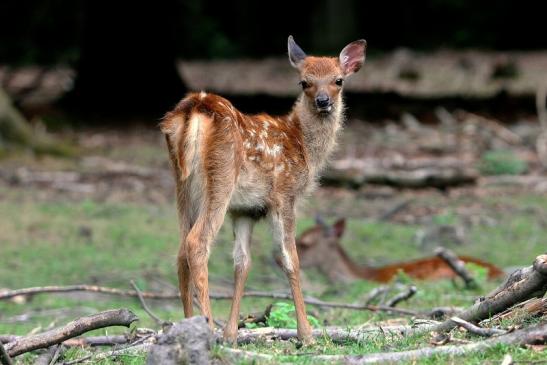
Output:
[299, 80, 310, 89]
[335, 78, 344, 86]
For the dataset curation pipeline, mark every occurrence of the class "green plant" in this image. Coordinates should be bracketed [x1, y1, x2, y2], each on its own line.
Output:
[478, 150, 527, 176]
[266, 302, 320, 329]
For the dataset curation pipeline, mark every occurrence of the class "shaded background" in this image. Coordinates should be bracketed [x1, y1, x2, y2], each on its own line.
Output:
[1, 0, 546, 118]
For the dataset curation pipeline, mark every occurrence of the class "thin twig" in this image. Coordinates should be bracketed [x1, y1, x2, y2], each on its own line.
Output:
[191, 296, 225, 328]
[0, 285, 420, 315]
[385, 285, 417, 307]
[0, 341, 13, 365]
[450, 316, 507, 337]
[130, 280, 168, 326]
[435, 247, 477, 288]
[49, 344, 63, 365]
[63, 342, 152, 365]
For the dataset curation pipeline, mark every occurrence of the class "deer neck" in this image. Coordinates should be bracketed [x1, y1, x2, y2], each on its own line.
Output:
[333, 244, 380, 280]
[291, 94, 344, 174]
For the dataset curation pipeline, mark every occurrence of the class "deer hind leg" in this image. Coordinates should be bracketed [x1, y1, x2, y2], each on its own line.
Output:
[223, 215, 254, 344]
[270, 205, 314, 345]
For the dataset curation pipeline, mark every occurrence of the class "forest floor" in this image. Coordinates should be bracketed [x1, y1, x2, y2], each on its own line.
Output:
[1, 121, 546, 364]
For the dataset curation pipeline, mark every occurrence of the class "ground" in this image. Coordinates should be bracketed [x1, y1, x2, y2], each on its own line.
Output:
[0, 122, 546, 364]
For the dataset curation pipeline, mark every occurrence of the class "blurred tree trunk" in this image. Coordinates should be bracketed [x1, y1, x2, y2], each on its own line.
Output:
[312, 0, 357, 53]
[0, 88, 74, 156]
[65, 0, 186, 117]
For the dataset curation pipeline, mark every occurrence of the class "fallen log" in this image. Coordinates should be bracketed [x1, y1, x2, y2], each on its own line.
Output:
[426, 254, 547, 334]
[4, 309, 138, 357]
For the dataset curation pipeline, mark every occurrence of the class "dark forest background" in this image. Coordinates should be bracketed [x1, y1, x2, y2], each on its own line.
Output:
[1, 0, 546, 66]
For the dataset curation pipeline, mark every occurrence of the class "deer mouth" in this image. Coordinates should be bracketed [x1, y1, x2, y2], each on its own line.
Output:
[317, 104, 333, 115]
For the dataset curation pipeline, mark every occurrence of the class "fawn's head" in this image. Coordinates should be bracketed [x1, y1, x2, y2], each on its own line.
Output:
[296, 217, 346, 266]
[288, 36, 366, 116]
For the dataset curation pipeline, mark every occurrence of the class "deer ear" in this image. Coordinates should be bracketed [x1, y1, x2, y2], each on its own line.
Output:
[332, 218, 346, 238]
[339, 39, 367, 76]
[288, 35, 307, 69]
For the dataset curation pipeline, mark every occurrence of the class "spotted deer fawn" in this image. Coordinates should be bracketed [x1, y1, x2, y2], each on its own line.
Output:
[297, 218, 504, 283]
[160, 36, 366, 344]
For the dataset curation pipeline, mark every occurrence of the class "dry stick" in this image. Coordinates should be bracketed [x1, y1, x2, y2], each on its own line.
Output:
[48, 344, 63, 365]
[236, 325, 416, 345]
[220, 346, 274, 361]
[0, 285, 419, 316]
[4, 309, 138, 357]
[385, 285, 417, 307]
[450, 316, 506, 337]
[303, 322, 547, 364]
[238, 304, 273, 329]
[425, 254, 547, 334]
[34, 344, 62, 365]
[435, 247, 477, 289]
[63, 341, 152, 365]
[129, 280, 168, 327]
[0, 341, 13, 365]
[63, 335, 129, 347]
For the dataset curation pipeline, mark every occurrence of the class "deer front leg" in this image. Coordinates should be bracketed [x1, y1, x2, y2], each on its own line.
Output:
[270, 206, 314, 345]
[223, 216, 254, 344]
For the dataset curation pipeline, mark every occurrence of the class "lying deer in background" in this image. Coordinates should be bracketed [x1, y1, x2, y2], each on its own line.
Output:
[296, 218, 504, 283]
[160, 36, 366, 344]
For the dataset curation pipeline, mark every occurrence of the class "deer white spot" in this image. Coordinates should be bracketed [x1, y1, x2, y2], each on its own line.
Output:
[248, 155, 260, 161]
[243, 141, 252, 149]
[263, 120, 270, 129]
[199, 91, 207, 99]
[259, 130, 268, 138]
[256, 144, 265, 152]
[274, 163, 285, 175]
[270, 144, 282, 157]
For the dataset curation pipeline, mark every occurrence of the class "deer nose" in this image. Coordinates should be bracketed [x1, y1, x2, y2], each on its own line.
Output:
[315, 94, 330, 108]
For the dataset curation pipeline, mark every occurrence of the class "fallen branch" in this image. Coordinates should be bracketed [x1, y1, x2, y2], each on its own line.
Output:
[0, 285, 419, 316]
[435, 247, 477, 288]
[4, 309, 138, 357]
[236, 324, 417, 345]
[130, 280, 168, 326]
[0, 342, 12, 365]
[427, 254, 547, 334]
[450, 316, 506, 337]
[309, 322, 547, 364]
[385, 285, 417, 307]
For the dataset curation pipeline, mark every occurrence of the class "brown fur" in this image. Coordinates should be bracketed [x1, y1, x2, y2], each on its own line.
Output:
[296, 219, 505, 283]
[160, 37, 366, 344]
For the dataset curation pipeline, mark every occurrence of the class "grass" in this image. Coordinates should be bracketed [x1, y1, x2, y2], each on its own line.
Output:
[1, 174, 546, 363]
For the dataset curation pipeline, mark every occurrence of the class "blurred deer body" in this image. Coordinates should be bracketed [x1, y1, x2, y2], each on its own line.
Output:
[160, 37, 366, 344]
[297, 219, 504, 283]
